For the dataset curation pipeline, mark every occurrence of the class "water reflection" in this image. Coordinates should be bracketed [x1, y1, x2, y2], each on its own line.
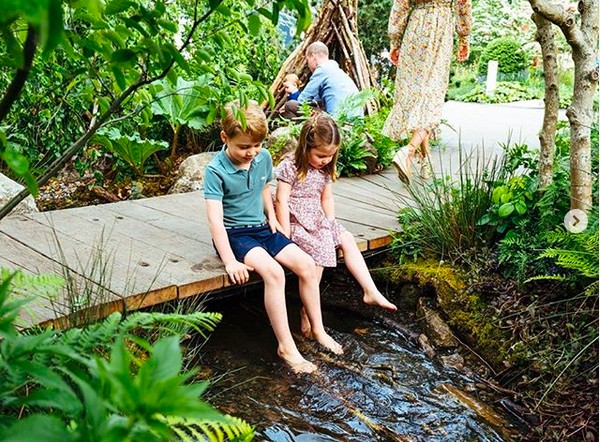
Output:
[196, 276, 517, 441]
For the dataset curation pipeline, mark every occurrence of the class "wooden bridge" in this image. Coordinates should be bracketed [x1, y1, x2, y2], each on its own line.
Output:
[1, 100, 547, 328]
[1, 168, 406, 328]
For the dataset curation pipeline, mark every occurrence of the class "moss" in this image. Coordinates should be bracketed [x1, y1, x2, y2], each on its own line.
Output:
[378, 257, 512, 370]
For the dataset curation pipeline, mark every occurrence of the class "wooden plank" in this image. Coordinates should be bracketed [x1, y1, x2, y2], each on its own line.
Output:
[0, 214, 167, 299]
[31, 209, 225, 293]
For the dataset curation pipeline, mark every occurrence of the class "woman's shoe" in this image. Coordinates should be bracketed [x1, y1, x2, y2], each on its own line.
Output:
[392, 147, 411, 185]
[418, 155, 433, 180]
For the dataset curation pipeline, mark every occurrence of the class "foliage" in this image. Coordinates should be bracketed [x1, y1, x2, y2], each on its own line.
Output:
[94, 128, 168, 177]
[0, 0, 312, 211]
[150, 76, 216, 158]
[477, 37, 530, 78]
[470, 0, 534, 49]
[451, 81, 540, 104]
[0, 270, 254, 441]
[357, 0, 393, 62]
[391, 151, 505, 265]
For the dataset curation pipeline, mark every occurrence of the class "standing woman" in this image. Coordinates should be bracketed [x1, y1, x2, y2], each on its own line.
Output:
[383, 0, 472, 184]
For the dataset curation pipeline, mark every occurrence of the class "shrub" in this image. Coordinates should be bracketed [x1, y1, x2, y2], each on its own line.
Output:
[477, 37, 529, 78]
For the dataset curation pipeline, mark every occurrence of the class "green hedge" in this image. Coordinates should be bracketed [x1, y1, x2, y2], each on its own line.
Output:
[477, 37, 529, 77]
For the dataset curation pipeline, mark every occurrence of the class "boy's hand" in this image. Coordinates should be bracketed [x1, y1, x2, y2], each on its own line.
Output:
[225, 261, 254, 284]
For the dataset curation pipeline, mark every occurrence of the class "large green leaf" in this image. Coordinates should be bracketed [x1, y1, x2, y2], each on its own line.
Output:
[95, 128, 168, 176]
[150, 76, 212, 130]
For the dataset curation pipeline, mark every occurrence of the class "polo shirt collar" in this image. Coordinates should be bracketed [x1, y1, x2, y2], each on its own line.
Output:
[218, 144, 264, 174]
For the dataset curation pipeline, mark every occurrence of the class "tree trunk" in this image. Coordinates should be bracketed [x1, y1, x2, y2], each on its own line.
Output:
[531, 12, 559, 189]
[527, 0, 599, 212]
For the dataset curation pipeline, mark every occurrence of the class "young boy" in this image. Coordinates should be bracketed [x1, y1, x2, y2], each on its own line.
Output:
[204, 102, 342, 374]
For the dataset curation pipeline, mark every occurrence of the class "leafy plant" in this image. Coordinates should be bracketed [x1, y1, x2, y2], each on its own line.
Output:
[477, 37, 530, 78]
[94, 128, 168, 177]
[150, 76, 215, 158]
[0, 270, 254, 441]
[391, 150, 504, 264]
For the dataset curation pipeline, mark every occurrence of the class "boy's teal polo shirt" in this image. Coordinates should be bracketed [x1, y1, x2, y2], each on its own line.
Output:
[204, 146, 273, 228]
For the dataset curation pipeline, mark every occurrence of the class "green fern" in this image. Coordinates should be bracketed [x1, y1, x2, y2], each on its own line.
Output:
[167, 415, 254, 442]
[59, 311, 222, 356]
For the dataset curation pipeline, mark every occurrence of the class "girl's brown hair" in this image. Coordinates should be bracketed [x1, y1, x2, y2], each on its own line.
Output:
[294, 112, 341, 181]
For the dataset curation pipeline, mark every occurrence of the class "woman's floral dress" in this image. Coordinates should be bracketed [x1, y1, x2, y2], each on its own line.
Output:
[382, 0, 472, 141]
[275, 158, 346, 267]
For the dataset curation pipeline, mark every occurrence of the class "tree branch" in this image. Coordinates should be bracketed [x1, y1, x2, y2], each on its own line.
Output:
[0, 25, 38, 122]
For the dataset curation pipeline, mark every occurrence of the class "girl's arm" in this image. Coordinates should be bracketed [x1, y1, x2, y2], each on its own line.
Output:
[321, 182, 335, 220]
[205, 199, 253, 284]
[263, 185, 284, 234]
[275, 180, 293, 237]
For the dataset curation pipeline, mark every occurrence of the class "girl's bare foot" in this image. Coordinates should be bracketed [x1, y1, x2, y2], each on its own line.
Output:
[312, 330, 344, 355]
[278, 349, 317, 374]
[363, 290, 398, 312]
[300, 306, 313, 339]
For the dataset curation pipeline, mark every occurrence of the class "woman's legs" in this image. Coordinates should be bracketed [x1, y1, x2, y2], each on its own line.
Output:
[244, 247, 317, 373]
[338, 232, 397, 311]
[276, 245, 343, 355]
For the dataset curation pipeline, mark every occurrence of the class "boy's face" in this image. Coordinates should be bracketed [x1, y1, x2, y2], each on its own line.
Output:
[283, 81, 298, 95]
[221, 131, 263, 167]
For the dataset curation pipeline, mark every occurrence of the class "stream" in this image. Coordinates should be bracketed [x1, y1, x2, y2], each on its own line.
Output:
[193, 268, 521, 441]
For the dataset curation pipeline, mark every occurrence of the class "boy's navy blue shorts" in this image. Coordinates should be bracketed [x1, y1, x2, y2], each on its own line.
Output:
[225, 224, 294, 262]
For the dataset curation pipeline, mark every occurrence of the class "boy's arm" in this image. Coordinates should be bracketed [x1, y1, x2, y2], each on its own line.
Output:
[321, 182, 335, 220]
[205, 199, 254, 284]
[275, 180, 293, 237]
[263, 186, 284, 234]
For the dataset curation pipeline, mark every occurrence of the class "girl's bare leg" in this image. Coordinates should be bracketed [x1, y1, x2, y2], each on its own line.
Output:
[276, 245, 343, 355]
[338, 232, 397, 311]
[300, 266, 324, 339]
[244, 247, 317, 374]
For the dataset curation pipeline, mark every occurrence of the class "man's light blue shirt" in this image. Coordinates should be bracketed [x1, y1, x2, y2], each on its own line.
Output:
[204, 146, 272, 227]
[297, 60, 363, 117]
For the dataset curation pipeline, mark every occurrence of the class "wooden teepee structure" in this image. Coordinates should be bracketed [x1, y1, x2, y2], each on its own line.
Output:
[269, 0, 378, 116]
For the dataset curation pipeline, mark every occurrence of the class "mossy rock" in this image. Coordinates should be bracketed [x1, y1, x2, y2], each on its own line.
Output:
[377, 258, 512, 369]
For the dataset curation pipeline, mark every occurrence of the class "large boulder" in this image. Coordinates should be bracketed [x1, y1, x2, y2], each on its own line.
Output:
[0, 173, 39, 215]
[168, 152, 216, 194]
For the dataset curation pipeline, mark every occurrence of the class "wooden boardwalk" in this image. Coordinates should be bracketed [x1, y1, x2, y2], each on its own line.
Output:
[1, 168, 407, 328]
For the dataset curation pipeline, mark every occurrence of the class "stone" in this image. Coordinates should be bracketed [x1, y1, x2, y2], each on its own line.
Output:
[169, 152, 216, 194]
[265, 126, 297, 165]
[0, 173, 39, 215]
[416, 297, 458, 349]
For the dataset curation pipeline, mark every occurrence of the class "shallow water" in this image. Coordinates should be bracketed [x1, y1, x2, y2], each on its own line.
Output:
[195, 272, 519, 441]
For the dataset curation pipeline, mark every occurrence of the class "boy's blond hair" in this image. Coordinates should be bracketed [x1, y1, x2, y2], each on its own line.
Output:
[221, 101, 268, 141]
[283, 73, 300, 87]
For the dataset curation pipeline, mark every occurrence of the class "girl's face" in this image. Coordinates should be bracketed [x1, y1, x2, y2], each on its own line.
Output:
[283, 81, 298, 94]
[308, 143, 338, 169]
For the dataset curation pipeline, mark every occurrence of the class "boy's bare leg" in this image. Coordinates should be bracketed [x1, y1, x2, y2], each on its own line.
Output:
[299, 266, 324, 339]
[276, 245, 343, 355]
[244, 247, 317, 374]
[339, 232, 397, 312]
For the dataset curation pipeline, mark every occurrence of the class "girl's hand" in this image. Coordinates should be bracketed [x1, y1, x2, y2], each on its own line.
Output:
[225, 261, 254, 285]
[389, 47, 399, 66]
[457, 38, 469, 63]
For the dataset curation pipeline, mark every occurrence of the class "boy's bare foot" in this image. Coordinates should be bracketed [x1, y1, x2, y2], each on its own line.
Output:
[313, 331, 344, 355]
[363, 290, 398, 312]
[300, 306, 313, 339]
[278, 351, 317, 374]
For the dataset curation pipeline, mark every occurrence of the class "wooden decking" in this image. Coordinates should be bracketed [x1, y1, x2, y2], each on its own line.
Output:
[1, 168, 406, 328]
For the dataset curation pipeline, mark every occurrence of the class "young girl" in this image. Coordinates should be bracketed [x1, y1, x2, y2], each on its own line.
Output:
[275, 113, 397, 341]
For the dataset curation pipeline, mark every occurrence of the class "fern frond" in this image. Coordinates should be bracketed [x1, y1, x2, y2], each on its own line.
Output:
[525, 274, 571, 284]
[120, 311, 222, 338]
[540, 249, 598, 278]
[166, 415, 254, 442]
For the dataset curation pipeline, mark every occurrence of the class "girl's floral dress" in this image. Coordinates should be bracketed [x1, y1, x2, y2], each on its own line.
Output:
[382, 0, 472, 141]
[275, 158, 346, 267]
